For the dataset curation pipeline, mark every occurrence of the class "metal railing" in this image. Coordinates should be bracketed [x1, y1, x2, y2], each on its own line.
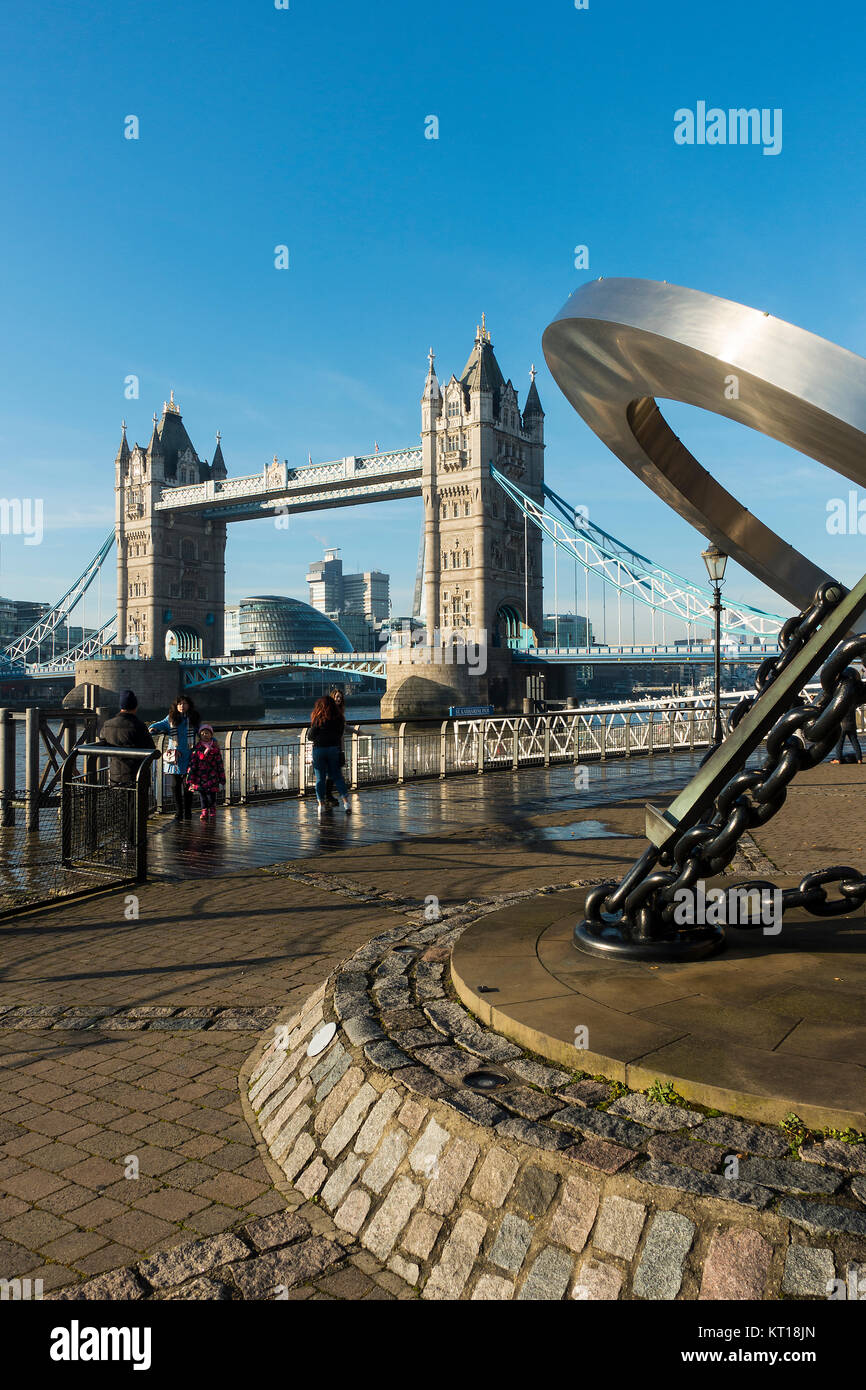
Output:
[0, 707, 99, 829]
[1, 744, 154, 917]
[144, 693, 799, 807]
[4, 691, 861, 911]
[60, 745, 155, 884]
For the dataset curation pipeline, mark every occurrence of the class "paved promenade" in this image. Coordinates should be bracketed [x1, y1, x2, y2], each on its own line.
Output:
[0, 758, 863, 1297]
[145, 752, 707, 881]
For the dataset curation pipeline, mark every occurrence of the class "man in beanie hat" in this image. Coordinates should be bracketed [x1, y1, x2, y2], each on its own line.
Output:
[100, 689, 156, 788]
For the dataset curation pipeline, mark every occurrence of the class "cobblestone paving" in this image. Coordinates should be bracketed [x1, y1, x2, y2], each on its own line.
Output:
[0, 874, 409, 1294]
[313, 897, 866, 1226]
[2, 759, 864, 1299]
[0, 1029, 283, 1292]
[244, 895, 866, 1301]
[2, 789, 641, 1298]
[0, 1006, 284, 1033]
[46, 1204, 416, 1302]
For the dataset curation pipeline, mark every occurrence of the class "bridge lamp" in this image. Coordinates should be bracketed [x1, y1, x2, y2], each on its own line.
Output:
[701, 543, 728, 745]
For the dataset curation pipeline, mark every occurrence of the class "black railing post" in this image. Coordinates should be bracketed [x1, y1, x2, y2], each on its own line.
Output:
[25, 707, 40, 832]
[712, 584, 723, 746]
[134, 759, 152, 884]
[0, 709, 14, 828]
[59, 743, 76, 867]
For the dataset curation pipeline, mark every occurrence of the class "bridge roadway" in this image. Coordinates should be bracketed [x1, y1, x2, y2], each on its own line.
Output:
[20, 642, 774, 682]
[180, 642, 772, 688]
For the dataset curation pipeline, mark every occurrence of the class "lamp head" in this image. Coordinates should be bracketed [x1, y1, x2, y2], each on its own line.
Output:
[701, 542, 728, 584]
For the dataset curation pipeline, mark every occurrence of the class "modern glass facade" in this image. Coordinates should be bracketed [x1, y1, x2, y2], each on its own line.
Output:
[541, 613, 593, 647]
[235, 596, 354, 654]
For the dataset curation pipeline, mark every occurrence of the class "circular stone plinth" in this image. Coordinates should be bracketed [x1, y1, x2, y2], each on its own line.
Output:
[450, 885, 866, 1131]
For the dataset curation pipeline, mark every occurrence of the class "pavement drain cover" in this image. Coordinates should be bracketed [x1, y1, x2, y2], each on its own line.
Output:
[464, 1068, 510, 1090]
[307, 1021, 337, 1058]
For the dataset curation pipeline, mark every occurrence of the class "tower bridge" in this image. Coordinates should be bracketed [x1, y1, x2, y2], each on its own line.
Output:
[3, 318, 787, 715]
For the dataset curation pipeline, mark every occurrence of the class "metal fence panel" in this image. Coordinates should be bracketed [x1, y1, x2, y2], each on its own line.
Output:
[65, 768, 137, 876]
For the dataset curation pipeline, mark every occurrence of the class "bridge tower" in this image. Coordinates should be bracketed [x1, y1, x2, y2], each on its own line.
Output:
[115, 394, 227, 661]
[383, 322, 544, 717]
[421, 318, 544, 647]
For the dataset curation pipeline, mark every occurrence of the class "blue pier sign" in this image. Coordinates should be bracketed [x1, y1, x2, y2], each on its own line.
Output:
[448, 704, 494, 718]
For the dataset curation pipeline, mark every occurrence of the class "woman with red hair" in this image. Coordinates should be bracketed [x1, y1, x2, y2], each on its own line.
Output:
[310, 695, 351, 816]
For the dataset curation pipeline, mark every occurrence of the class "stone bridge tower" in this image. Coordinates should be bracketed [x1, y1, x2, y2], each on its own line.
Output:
[421, 318, 544, 647]
[383, 321, 544, 718]
[114, 393, 227, 661]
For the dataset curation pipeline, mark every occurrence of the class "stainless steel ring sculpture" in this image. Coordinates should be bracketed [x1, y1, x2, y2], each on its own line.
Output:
[543, 278, 866, 961]
[542, 278, 866, 616]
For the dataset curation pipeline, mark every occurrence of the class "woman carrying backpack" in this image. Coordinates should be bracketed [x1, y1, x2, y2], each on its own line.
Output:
[323, 687, 347, 806]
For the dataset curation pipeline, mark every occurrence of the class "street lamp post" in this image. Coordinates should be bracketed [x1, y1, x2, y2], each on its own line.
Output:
[701, 542, 728, 745]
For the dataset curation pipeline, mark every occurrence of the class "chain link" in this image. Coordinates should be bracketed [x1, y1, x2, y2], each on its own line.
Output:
[584, 582, 866, 941]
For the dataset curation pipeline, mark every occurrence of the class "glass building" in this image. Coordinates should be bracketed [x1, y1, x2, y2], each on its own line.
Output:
[541, 613, 593, 647]
[234, 596, 354, 654]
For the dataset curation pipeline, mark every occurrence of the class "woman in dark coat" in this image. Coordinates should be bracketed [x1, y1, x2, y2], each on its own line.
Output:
[324, 687, 347, 806]
[310, 695, 351, 816]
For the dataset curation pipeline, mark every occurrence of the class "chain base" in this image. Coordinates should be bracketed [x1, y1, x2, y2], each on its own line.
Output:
[578, 582, 866, 953]
[573, 919, 726, 962]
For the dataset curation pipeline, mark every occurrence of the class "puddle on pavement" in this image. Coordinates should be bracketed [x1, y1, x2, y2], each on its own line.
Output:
[530, 819, 631, 841]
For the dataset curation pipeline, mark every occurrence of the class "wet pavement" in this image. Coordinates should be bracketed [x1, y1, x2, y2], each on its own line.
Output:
[146, 751, 708, 881]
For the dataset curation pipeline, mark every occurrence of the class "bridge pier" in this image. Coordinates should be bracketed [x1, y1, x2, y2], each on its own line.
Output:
[380, 646, 517, 719]
[66, 659, 182, 720]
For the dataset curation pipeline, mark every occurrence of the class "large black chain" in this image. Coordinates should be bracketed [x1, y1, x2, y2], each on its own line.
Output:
[584, 582, 866, 942]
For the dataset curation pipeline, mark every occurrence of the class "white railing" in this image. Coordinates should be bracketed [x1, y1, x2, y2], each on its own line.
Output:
[146, 693, 779, 809]
[536, 643, 777, 658]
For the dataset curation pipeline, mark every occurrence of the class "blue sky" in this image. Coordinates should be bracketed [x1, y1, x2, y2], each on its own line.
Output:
[2, 0, 865, 638]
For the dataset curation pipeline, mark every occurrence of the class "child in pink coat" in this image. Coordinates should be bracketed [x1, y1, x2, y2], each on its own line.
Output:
[185, 723, 226, 820]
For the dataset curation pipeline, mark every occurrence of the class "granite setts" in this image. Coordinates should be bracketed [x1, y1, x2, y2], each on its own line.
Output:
[0, 1004, 282, 1032]
[247, 896, 866, 1301]
[48, 1214, 344, 1301]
